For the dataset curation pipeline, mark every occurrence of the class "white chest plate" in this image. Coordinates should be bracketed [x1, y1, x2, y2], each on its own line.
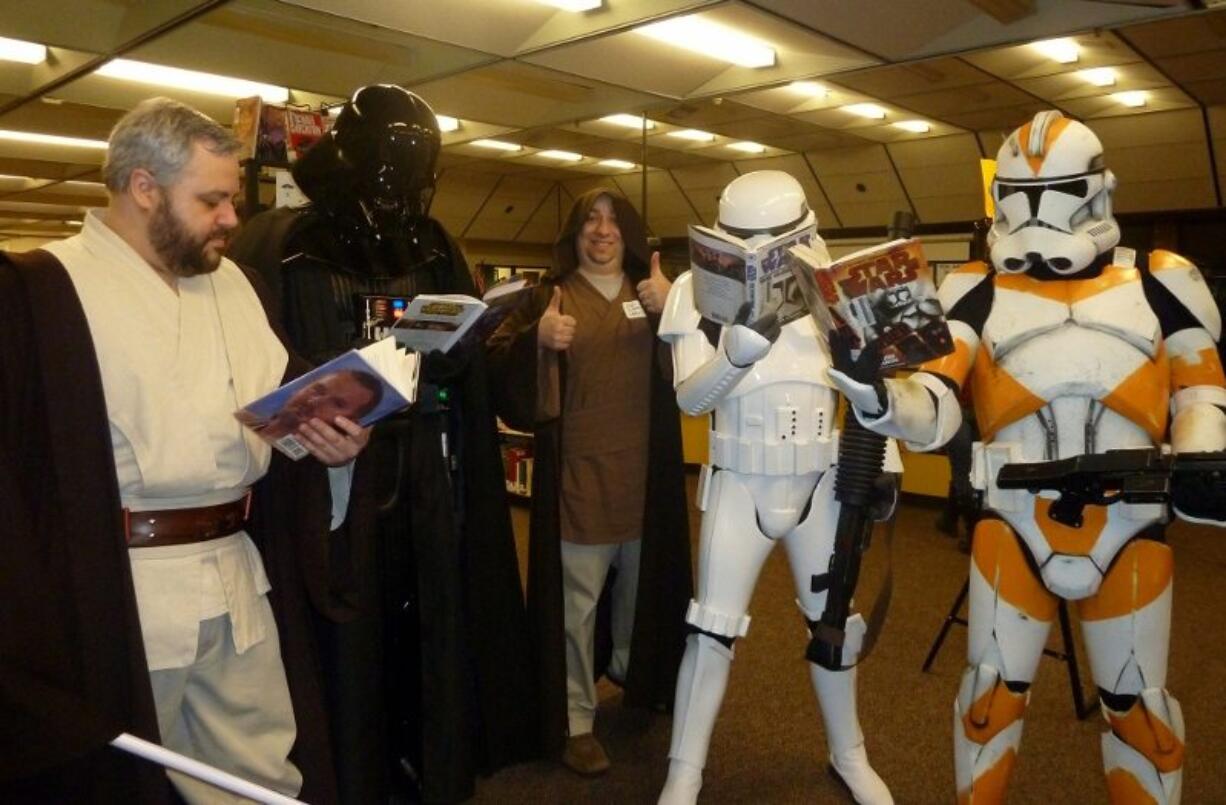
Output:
[710, 318, 839, 475]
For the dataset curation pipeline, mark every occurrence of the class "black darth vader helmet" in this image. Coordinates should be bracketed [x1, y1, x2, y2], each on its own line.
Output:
[293, 84, 441, 240]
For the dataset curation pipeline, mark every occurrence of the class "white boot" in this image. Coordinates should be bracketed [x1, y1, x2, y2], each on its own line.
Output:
[658, 634, 734, 805]
[810, 662, 893, 805]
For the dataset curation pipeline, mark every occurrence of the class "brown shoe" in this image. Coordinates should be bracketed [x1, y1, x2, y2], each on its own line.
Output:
[562, 733, 611, 776]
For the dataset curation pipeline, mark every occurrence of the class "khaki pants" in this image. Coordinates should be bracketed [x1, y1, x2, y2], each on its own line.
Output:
[561, 539, 641, 736]
[148, 597, 302, 804]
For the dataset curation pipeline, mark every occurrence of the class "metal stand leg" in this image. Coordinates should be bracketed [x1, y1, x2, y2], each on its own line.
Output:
[921, 579, 969, 673]
[922, 578, 1100, 720]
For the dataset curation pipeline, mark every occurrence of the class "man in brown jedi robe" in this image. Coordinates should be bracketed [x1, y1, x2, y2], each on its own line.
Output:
[488, 188, 692, 775]
[0, 98, 366, 804]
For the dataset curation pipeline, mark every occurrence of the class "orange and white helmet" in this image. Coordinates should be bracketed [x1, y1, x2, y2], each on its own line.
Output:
[988, 110, 1119, 276]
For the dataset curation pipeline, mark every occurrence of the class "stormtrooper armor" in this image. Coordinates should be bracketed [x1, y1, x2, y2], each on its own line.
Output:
[829, 112, 1226, 804]
[656, 171, 894, 805]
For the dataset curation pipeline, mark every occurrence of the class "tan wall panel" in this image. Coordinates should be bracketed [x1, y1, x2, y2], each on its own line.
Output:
[1113, 178, 1217, 213]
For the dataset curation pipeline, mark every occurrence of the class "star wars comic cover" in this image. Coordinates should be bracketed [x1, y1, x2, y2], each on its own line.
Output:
[687, 223, 824, 327]
[789, 237, 954, 370]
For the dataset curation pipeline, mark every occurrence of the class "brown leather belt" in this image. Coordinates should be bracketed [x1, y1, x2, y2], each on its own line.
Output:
[125, 493, 252, 548]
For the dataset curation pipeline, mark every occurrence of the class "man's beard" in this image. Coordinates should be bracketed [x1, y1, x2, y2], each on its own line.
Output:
[149, 196, 229, 277]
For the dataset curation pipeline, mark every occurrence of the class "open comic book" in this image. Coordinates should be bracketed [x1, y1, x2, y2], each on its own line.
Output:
[687, 223, 823, 327]
[234, 337, 419, 460]
[391, 274, 535, 354]
[789, 237, 954, 371]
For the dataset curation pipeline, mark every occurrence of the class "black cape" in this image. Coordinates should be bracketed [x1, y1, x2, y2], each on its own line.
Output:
[486, 189, 693, 756]
[229, 207, 538, 804]
[0, 249, 349, 803]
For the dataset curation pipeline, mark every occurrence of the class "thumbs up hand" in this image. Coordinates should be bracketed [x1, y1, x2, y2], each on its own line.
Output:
[635, 251, 671, 315]
[538, 286, 578, 351]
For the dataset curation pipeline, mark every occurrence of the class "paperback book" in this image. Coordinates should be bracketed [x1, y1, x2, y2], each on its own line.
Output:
[789, 237, 954, 370]
[235, 337, 419, 460]
[391, 274, 535, 354]
[687, 223, 822, 327]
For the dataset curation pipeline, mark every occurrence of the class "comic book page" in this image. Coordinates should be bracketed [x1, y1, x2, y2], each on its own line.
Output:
[687, 224, 819, 326]
[790, 238, 954, 370]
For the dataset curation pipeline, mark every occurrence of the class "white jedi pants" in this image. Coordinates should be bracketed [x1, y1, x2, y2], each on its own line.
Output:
[561, 538, 641, 736]
[148, 596, 302, 804]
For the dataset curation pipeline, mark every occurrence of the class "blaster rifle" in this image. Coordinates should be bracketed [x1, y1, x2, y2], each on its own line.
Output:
[996, 447, 1226, 527]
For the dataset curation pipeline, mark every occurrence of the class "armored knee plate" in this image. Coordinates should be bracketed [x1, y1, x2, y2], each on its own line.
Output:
[953, 663, 1029, 803]
[1101, 687, 1185, 804]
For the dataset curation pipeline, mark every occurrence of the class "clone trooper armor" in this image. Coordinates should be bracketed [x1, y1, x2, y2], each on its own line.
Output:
[831, 111, 1226, 804]
[657, 171, 894, 805]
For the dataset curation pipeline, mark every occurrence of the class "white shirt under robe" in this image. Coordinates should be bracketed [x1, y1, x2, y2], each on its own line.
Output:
[45, 212, 289, 672]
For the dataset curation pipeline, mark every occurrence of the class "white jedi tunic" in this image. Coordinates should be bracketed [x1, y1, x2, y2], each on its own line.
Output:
[45, 211, 287, 672]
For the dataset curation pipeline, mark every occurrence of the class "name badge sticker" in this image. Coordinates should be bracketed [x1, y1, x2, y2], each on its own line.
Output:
[623, 300, 647, 319]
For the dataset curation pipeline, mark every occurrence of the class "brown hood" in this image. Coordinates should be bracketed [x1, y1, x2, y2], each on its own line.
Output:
[550, 187, 650, 282]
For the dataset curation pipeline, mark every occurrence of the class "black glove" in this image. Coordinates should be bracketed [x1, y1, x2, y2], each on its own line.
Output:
[869, 472, 900, 522]
[734, 300, 782, 344]
[827, 328, 888, 414]
[421, 342, 474, 384]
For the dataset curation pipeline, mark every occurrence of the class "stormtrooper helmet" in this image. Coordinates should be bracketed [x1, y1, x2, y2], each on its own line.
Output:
[716, 170, 818, 249]
[988, 110, 1119, 276]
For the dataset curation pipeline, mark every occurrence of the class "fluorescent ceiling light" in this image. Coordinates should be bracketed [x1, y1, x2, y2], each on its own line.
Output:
[599, 159, 636, 169]
[599, 114, 655, 130]
[1079, 67, 1116, 87]
[537, 150, 583, 161]
[635, 15, 776, 69]
[787, 81, 828, 97]
[537, 0, 602, 10]
[0, 129, 108, 149]
[436, 115, 460, 133]
[667, 128, 716, 142]
[66, 220, 83, 226]
[1113, 90, 1147, 108]
[727, 141, 765, 154]
[470, 139, 522, 152]
[62, 179, 107, 190]
[843, 103, 887, 120]
[95, 59, 289, 103]
[1032, 38, 1079, 64]
[893, 120, 930, 133]
[0, 36, 47, 65]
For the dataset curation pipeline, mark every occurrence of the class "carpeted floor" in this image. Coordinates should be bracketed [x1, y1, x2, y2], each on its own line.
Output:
[475, 473, 1226, 804]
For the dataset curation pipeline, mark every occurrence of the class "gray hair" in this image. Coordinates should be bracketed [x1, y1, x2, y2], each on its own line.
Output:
[103, 97, 240, 192]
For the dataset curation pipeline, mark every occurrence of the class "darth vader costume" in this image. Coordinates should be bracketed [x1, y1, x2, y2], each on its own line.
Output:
[229, 85, 537, 804]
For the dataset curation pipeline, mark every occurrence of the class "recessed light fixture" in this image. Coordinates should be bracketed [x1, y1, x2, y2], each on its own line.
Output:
[635, 15, 776, 69]
[470, 139, 523, 152]
[843, 103, 888, 120]
[95, 59, 290, 103]
[0, 129, 109, 149]
[0, 36, 47, 65]
[1113, 90, 1147, 108]
[893, 120, 930, 133]
[537, 0, 602, 10]
[787, 81, 828, 97]
[537, 150, 583, 161]
[1079, 67, 1116, 87]
[435, 115, 460, 133]
[599, 159, 636, 169]
[1032, 38, 1080, 64]
[667, 128, 716, 142]
[599, 114, 655, 130]
[727, 141, 766, 154]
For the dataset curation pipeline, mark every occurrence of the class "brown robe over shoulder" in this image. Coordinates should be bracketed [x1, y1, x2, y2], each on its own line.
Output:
[487, 188, 693, 756]
[0, 249, 351, 803]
